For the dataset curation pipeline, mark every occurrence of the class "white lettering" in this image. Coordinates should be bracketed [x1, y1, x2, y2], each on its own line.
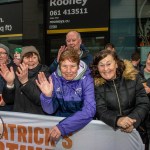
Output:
[82, 0, 87, 6]
[49, 0, 87, 7]
[0, 18, 4, 23]
[0, 26, 4, 32]
[50, 0, 56, 6]
[5, 25, 12, 31]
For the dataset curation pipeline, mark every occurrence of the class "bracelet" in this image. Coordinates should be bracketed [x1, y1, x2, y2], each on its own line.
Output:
[6, 84, 14, 89]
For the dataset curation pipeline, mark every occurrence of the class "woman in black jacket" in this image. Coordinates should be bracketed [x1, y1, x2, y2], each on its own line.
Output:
[0, 46, 50, 114]
[91, 49, 149, 148]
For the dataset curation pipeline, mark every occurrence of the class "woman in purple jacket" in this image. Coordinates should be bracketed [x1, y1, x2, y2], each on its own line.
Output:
[36, 48, 96, 141]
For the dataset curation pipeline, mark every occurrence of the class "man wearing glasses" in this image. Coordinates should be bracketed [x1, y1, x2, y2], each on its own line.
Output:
[0, 43, 15, 111]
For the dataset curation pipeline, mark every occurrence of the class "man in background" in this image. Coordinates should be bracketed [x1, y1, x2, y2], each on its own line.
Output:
[49, 30, 93, 73]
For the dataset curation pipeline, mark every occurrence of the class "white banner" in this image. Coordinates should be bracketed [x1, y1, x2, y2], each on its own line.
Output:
[0, 111, 144, 150]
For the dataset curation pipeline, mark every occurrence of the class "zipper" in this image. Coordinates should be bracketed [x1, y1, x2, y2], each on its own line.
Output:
[113, 80, 122, 115]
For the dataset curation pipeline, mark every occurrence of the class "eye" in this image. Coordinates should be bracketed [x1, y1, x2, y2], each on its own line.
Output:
[99, 64, 104, 67]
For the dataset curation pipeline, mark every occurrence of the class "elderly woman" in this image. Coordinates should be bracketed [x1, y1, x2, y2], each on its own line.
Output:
[91, 49, 149, 134]
[0, 46, 50, 114]
[36, 48, 96, 141]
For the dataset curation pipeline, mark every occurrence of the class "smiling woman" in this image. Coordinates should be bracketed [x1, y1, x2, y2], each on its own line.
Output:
[36, 48, 96, 142]
[91, 49, 149, 149]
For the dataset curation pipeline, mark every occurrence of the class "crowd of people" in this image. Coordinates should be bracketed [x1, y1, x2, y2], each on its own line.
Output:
[0, 30, 150, 149]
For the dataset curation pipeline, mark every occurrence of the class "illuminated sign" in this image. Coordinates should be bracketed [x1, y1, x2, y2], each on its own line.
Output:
[47, 0, 109, 34]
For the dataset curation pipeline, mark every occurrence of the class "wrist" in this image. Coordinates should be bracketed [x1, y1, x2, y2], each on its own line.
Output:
[7, 84, 14, 89]
[7, 82, 14, 86]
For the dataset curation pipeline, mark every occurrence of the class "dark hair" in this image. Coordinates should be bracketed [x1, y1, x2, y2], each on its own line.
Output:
[104, 43, 115, 50]
[21, 52, 40, 63]
[131, 52, 140, 61]
[59, 48, 80, 66]
[91, 49, 125, 78]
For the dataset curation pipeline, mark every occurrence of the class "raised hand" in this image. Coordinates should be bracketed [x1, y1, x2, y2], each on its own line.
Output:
[16, 63, 28, 84]
[36, 72, 53, 97]
[0, 64, 15, 86]
[57, 45, 67, 62]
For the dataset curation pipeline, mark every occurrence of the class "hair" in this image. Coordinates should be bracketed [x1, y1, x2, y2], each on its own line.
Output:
[66, 30, 81, 40]
[21, 52, 41, 63]
[147, 51, 150, 58]
[59, 48, 80, 66]
[131, 52, 140, 61]
[104, 43, 115, 50]
[91, 49, 125, 78]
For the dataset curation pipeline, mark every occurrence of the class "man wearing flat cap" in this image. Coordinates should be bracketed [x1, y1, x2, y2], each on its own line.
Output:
[0, 45, 50, 114]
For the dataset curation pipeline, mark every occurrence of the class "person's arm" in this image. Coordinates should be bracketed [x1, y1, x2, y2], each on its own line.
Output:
[2, 84, 15, 104]
[0, 64, 15, 104]
[49, 59, 58, 74]
[56, 76, 96, 136]
[35, 72, 59, 112]
[40, 93, 59, 114]
[95, 86, 120, 129]
[49, 46, 66, 74]
[127, 76, 149, 128]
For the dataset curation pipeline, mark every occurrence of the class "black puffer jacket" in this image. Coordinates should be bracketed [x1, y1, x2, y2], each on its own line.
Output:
[95, 60, 149, 129]
[2, 64, 50, 114]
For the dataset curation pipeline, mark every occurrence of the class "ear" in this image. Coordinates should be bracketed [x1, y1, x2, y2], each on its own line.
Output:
[79, 39, 82, 45]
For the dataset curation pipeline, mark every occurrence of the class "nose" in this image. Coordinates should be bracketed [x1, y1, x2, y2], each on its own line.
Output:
[103, 65, 108, 71]
[66, 67, 71, 73]
[29, 57, 33, 61]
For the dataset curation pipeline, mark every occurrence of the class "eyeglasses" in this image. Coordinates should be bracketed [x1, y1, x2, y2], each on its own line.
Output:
[0, 52, 7, 56]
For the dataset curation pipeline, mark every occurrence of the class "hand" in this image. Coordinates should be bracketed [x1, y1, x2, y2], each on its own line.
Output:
[0, 64, 15, 86]
[144, 85, 150, 94]
[117, 116, 136, 129]
[36, 72, 53, 97]
[57, 45, 67, 62]
[0, 95, 5, 106]
[49, 126, 61, 142]
[16, 63, 28, 84]
[120, 125, 134, 133]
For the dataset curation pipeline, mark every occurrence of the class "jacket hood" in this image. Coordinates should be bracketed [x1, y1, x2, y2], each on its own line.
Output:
[57, 60, 89, 81]
[95, 60, 138, 86]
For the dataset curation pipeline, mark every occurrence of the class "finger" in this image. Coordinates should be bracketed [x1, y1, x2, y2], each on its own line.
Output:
[35, 79, 41, 87]
[48, 76, 53, 83]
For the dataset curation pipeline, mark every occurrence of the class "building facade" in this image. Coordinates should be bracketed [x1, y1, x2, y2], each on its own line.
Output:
[0, 0, 149, 65]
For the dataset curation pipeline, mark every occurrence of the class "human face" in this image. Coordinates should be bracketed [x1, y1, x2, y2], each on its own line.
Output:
[22, 53, 39, 69]
[98, 55, 118, 80]
[0, 48, 8, 65]
[145, 54, 150, 72]
[60, 59, 79, 80]
[66, 32, 81, 52]
[14, 52, 21, 59]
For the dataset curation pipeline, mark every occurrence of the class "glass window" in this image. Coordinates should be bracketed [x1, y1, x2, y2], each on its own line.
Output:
[137, 0, 150, 64]
[110, 0, 136, 59]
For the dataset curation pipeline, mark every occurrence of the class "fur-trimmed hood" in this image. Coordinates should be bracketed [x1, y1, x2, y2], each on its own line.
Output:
[94, 60, 138, 86]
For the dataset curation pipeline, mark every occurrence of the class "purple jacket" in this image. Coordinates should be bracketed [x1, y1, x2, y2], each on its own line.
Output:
[40, 61, 96, 136]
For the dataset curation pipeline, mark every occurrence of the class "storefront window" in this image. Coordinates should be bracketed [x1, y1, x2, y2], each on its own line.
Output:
[110, 0, 136, 59]
[137, 0, 150, 64]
